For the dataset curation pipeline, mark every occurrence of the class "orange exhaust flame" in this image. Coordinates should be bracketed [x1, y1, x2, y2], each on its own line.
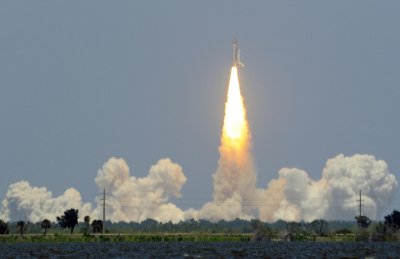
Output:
[220, 66, 250, 168]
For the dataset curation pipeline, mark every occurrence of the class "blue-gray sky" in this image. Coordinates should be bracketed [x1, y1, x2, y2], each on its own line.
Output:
[1, 1, 399, 217]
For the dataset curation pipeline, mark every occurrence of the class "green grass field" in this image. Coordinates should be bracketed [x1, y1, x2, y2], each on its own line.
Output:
[0, 233, 362, 243]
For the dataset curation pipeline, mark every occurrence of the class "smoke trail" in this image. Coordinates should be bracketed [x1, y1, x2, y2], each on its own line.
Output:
[188, 66, 260, 221]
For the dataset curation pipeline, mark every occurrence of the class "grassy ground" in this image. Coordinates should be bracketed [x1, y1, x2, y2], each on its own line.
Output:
[0, 233, 253, 243]
[0, 233, 362, 243]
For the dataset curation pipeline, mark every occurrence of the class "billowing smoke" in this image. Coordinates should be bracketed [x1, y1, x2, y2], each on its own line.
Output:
[0, 158, 187, 223]
[258, 154, 397, 222]
[0, 181, 92, 222]
[92, 157, 186, 223]
[0, 154, 397, 223]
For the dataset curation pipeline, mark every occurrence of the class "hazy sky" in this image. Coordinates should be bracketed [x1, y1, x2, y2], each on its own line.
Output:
[1, 1, 399, 217]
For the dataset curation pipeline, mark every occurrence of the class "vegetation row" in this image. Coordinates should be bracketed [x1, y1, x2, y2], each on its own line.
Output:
[1, 209, 400, 242]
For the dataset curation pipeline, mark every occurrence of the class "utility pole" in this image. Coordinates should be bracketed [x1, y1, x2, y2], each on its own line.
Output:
[359, 190, 361, 217]
[357, 189, 363, 217]
[102, 188, 106, 234]
[355, 189, 371, 228]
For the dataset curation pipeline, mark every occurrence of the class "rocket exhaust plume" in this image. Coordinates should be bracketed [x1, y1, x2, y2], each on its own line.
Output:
[215, 66, 256, 202]
[190, 60, 260, 221]
[222, 66, 249, 157]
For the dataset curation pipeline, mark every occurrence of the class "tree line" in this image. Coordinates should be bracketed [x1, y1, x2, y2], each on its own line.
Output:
[0, 208, 104, 236]
[1, 209, 400, 241]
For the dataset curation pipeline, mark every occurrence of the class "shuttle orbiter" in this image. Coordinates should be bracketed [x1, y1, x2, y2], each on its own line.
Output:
[232, 39, 245, 68]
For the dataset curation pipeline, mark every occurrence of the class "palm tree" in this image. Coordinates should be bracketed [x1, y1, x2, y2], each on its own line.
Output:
[56, 208, 79, 234]
[0, 220, 9, 234]
[83, 215, 91, 235]
[91, 220, 103, 234]
[41, 219, 51, 236]
[16, 221, 27, 237]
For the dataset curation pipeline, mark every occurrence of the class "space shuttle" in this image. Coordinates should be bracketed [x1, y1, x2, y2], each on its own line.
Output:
[232, 39, 245, 68]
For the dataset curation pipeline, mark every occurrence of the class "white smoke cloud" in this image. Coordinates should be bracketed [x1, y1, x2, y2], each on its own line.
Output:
[92, 157, 187, 223]
[0, 157, 187, 223]
[0, 181, 92, 222]
[189, 152, 397, 223]
[0, 154, 397, 223]
[188, 146, 259, 221]
[259, 154, 398, 222]
[187, 192, 252, 222]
